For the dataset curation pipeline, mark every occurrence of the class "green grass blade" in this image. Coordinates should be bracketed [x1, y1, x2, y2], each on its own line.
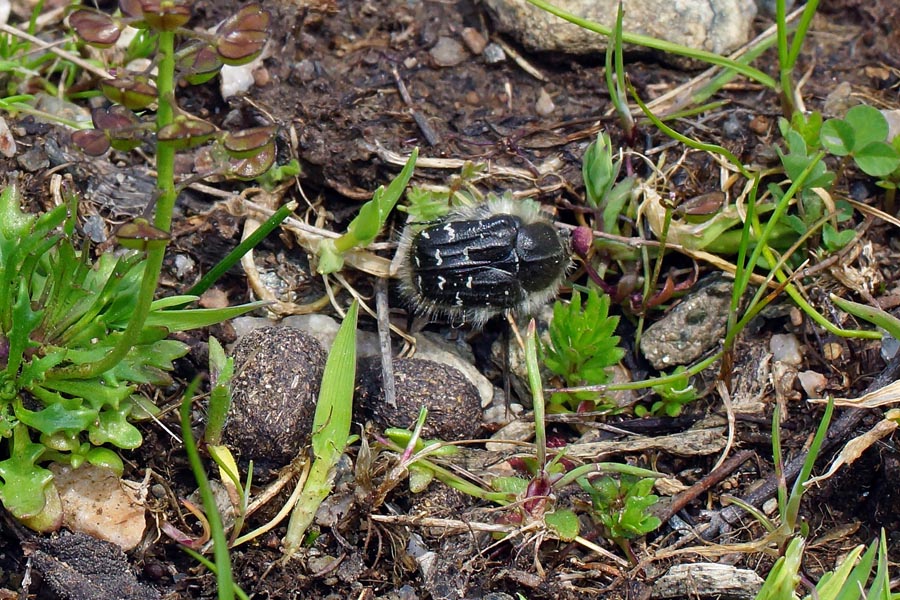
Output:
[282, 299, 358, 557]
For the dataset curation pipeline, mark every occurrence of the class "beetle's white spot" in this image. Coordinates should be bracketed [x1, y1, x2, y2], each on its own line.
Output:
[416, 275, 424, 290]
[434, 248, 443, 266]
[443, 222, 455, 239]
[454, 292, 463, 306]
[437, 276, 446, 290]
[420, 230, 430, 239]
[414, 255, 421, 267]
[465, 276, 473, 289]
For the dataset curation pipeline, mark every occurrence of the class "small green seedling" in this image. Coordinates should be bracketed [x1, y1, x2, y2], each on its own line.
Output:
[582, 132, 636, 242]
[635, 365, 700, 417]
[543, 288, 625, 411]
[282, 300, 359, 558]
[317, 149, 418, 274]
[754, 530, 894, 600]
[577, 474, 661, 550]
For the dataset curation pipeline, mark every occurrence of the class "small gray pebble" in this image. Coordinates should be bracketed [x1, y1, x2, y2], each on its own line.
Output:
[430, 36, 468, 67]
[482, 43, 506, 64]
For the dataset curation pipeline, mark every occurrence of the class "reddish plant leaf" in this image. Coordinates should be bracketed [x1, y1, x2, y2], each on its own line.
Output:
[100, 76, 157, 110]
[116, 218, 170, 251]
[71, 129, 110, 156]
[177, 43, 223, 85]
[158, 116, 218, 150]
[216, 4, 270, 66]
[222, 126, 275, 158]
[91, 105, 142, 131]
[227, 142, 275, 180]
[134, 0, 191, 31]
[91, 106, 146, 151]
[68, 10, 121, 47]
[118, 0, 144, 20]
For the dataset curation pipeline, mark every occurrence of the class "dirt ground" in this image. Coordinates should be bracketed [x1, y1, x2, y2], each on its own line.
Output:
[2, 0, 900, 598]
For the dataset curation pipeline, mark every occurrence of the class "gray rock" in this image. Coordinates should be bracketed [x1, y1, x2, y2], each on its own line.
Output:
[652, 563, 763, 599]
[429, 36, 468, 67]
[640, 275, 733, 370]
[482, 0, 756, 57]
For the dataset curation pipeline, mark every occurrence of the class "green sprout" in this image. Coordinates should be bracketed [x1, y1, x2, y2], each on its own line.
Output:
[282, 300, 359, 558]
[635, 366, 700, 417]
[543, 288, 625, 411]
[317, 149, 418, 274]
[577, 473, 660, 558]
[582, 131, 635, 241]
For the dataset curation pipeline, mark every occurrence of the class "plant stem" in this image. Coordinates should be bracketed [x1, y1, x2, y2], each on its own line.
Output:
[524, 320, 547, 470]
[154, 30, 177, 232]
[46, 31, 180, 381]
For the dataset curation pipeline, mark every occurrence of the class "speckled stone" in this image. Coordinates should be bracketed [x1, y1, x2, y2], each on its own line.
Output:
[355, 358, 482, 441]
[223, 326, 326, 477]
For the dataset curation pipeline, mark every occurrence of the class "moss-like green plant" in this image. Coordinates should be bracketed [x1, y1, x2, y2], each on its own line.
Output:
[543, 288, 625, 411]
[634, 366, 700, 417]
[577, 473, 660, 558]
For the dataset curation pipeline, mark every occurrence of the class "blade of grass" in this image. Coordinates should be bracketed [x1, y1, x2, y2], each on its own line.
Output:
[187, 201, 295, 299]
[180, 378, 237, 600]
[282, 299, 359, 558]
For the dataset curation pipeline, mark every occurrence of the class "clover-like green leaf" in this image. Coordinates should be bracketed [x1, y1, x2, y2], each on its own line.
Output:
[822, 223, 856, 251]
[854, 141, 900, 177]
[844, 104, 889, 150]
[820, 118, 855, 156]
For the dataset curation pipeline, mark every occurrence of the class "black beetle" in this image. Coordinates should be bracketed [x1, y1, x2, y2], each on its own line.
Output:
[395, 196, 570, 325]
